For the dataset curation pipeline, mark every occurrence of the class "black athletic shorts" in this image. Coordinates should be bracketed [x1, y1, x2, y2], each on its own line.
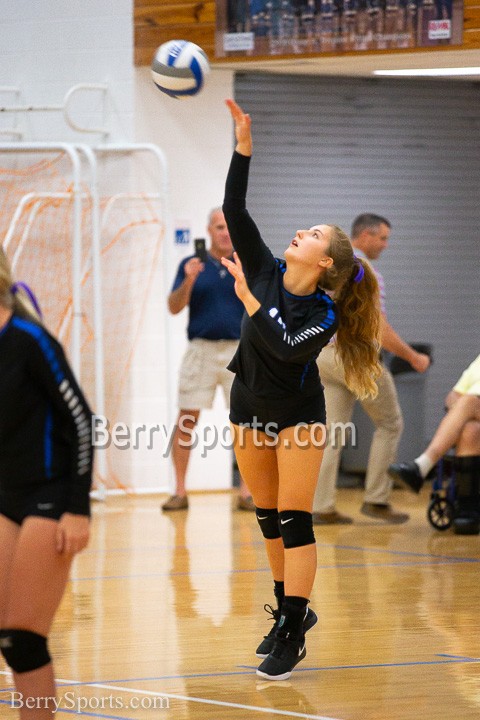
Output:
[0, 481, 69, 525]
[229, 376, 326, 433]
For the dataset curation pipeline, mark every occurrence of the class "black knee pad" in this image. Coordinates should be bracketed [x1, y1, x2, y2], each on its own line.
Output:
[278, 510, 315, 548]
[255, 507, 281, 539]
[0, 629, 51, 673]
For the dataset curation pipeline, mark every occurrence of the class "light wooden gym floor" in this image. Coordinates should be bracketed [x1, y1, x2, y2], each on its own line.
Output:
[1, 486, 479, 720]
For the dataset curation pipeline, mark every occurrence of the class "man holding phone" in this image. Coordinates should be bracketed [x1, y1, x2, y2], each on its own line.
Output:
[163, 208, 254, 511]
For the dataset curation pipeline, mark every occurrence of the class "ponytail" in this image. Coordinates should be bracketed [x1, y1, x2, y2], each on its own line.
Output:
[0, 248, 42, 323]
[321, 227, 382, 399]
[334, 257, 382, 399]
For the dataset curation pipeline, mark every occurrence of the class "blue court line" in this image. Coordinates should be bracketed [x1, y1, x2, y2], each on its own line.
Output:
[2, 656, 479, 719]
[238, 655, 480, 673]
[437, 653, 479, 661]
[69, 557, 476, 583]
[55, 669, 256, 688]
[82, 540, 267, 556]
[83, 539, 480, 565]
[318, 542, 480, 563]
[0, 703, 139, 720]
[79, 540, 480, 566]
[44, 653, 480, 690]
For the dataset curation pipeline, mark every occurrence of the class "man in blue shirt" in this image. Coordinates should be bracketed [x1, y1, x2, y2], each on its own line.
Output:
[162, 208, 254, 511]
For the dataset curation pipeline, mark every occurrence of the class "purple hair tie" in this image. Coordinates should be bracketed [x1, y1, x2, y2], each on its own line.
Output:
[11, 282, 43, 319]
[353, 256, 365, 283]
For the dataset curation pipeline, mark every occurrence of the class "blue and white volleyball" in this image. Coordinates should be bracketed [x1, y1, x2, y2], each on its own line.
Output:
[151, 40, 210, 99]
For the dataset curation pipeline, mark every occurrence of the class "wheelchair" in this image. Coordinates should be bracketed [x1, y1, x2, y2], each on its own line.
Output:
[427, 455, 456, 531]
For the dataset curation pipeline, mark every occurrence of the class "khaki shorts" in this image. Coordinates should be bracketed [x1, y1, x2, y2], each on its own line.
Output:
[178, 338, 239, 410]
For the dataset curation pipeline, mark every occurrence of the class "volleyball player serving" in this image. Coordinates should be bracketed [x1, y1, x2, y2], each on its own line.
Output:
[222, 99, 382, 680]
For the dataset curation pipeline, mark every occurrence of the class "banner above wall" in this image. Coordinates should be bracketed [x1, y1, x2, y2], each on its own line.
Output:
[215, 0, 463, 58]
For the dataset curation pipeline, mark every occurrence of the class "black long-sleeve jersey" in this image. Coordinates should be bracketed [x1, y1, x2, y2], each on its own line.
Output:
[0, 311, 93, 516]
[223, 151, 338, 398]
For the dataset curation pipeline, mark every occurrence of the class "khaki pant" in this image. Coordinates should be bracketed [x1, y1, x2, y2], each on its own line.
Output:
[178, 338, 238, 410]
[313, 344, 404, 512]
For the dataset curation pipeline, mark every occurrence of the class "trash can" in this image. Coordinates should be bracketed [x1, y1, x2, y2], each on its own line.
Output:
[340, 343, 433, 475]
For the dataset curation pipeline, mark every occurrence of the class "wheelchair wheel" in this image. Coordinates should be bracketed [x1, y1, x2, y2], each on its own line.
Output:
[428, 497, 454, 530]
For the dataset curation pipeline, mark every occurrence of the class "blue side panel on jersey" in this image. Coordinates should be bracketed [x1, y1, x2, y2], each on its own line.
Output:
[44, 406, 54, 480]
[12, 317, 65, 384]
[300, 360, 313, 389]
[318, 294, 337, 330]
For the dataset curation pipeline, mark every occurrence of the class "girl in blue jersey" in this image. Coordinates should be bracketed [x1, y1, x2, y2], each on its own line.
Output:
[0, 248, 93, 718]
[222, 99, 382, 680]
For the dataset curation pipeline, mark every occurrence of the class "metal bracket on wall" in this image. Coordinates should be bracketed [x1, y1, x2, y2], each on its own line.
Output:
[0, 83, 109, 139]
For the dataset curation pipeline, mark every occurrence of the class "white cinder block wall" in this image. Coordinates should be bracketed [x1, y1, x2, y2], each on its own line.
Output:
[0, 0, 236, 493]
[0, 0, 135, 143]
[134, 67, 236, 493]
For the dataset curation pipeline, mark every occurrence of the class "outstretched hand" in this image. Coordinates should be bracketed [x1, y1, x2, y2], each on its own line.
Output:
[221, 252, 260, 316]
[225, 99, 252, 157]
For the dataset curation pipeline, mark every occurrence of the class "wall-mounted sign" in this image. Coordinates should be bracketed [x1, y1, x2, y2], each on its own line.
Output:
[216, 0, 463, 58]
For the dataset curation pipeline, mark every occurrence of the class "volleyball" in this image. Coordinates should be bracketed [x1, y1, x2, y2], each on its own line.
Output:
[151, 40, 210, 99]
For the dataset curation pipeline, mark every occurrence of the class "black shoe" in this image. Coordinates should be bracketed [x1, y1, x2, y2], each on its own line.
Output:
[453, 502, 480, 535]
[256, 634, 307, 681]
[388, 462, 424, 494]
[453, 516, 480, 535]
[256, 605, 317, 658]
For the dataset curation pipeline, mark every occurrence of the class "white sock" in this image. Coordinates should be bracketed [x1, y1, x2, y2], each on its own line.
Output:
[414, 453, 435, 479]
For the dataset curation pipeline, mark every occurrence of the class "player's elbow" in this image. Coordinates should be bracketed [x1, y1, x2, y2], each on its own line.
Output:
[270, 345, 299, 363]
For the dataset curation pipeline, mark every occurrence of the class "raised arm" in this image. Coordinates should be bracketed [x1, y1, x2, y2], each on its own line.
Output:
[222, 99, 274, 277]
[227, 98, 252, 157]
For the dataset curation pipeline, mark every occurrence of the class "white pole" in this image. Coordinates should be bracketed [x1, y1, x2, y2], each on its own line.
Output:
[75, 144, 107, 499]
[93, 144, 172, 489]
[10, 194, 72, 271]
[4, 192, 71, 254]
[71, 153, 83, 382]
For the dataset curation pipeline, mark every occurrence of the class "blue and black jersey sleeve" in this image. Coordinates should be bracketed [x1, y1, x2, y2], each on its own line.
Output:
[19, 319, 94, 516]
[223, 151, 275, 278]
[249, 296, 338, 362]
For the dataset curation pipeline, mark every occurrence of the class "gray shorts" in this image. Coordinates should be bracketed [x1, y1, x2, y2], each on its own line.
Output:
[178, 338, 239, 410]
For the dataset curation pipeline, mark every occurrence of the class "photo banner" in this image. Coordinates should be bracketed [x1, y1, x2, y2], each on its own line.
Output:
[215, 0, 463, 58]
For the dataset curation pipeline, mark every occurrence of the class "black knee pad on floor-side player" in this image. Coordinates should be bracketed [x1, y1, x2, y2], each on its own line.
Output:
[0, 629, 51, 673]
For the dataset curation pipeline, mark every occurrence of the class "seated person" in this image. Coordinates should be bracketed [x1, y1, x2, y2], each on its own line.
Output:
[389, 353, 480, 534]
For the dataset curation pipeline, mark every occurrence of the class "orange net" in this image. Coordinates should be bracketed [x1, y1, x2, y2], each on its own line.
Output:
[0, 148, 167, 491]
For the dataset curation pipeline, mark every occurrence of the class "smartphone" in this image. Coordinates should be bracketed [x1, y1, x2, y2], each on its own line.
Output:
[194, 237, 207, 263]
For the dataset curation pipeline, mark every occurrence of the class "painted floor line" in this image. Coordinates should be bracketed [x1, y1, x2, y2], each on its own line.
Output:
[18, 651, 480, 690]
[69, 558, 473, 583]
[55, 678, 344, 720]
[0, 670, 343, 720]
[239, 657, 480, 672]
